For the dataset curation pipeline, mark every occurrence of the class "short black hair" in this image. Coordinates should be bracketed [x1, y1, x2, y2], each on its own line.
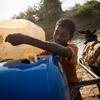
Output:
[56, 18, 76, 39]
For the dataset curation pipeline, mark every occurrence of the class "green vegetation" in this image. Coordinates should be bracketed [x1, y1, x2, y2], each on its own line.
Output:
[75, 0, 100, 16]
[12, 5, 41, 23]
[12, 0, 100, 40]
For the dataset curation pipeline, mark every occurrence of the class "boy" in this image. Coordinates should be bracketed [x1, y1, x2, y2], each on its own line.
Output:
[5, 18, 82, 99]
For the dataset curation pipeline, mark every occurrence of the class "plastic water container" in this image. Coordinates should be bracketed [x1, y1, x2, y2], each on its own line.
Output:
[0, 19, 45, 59]
[0, 55, 71, 100]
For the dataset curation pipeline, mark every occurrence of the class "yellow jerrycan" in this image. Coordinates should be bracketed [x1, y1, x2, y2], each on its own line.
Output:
[0, 19, 45, 59]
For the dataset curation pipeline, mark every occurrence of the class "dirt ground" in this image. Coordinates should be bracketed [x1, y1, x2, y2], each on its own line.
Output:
[77, 67, 100, 100]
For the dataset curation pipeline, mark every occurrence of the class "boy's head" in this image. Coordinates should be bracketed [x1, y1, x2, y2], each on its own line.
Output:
[53, 18, 76, 46]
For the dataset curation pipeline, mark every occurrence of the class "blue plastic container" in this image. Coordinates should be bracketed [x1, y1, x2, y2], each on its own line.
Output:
[0, 55, 70, 100]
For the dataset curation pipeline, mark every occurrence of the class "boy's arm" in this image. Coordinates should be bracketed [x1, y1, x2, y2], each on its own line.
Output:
[5, 33, 72, 58]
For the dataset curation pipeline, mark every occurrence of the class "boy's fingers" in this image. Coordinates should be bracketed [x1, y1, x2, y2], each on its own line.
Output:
[5, 35, 13, 42]
[5, 36, 9, 42]
[5, 35, 10, 42]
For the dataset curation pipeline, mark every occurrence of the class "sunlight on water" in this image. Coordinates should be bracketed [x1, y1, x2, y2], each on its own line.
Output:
[74, 39, 85, 59]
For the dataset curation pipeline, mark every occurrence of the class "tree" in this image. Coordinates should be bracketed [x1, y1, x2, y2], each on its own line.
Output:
[40, 0, 63, 22]
[12, 6, 39, 23]
[12, 0, 63, 40]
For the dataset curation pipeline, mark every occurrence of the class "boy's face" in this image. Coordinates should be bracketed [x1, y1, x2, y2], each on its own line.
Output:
[53, 25, 70, 46]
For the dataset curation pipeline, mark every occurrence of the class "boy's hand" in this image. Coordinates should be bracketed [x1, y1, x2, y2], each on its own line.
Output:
[5, 33, 27, 46]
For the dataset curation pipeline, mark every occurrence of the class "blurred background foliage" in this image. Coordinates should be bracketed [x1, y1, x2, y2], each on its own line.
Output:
[12, 0, 100, 40]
